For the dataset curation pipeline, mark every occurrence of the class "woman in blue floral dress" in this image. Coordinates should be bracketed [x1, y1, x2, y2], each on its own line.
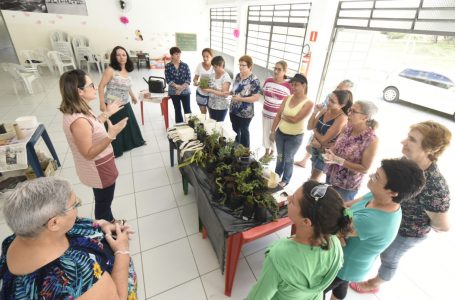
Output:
[229, 55, 261, 148]
[0, 177, 137, 299]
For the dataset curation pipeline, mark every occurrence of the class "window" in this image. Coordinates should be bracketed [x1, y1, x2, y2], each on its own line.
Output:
[399, 69, 453, 89]
[210, 7, 237, 56]
[210, 7, 238, 76]
[245, 3, 312, 81]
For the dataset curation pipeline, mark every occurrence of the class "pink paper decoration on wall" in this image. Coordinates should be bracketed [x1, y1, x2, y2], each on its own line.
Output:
[120, 16, 129, 25]
[23, 12, 30, 16]
[57, 15, 63, 19]
[233, 28, 240, 38]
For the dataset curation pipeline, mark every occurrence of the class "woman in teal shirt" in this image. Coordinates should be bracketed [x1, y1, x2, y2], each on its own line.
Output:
[247, 180, 352, 300]
[324, 158, 425, 300]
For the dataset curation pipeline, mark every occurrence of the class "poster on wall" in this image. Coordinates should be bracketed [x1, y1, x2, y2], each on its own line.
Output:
[0, 0, 88, 16]
[175, 33, 197, 51]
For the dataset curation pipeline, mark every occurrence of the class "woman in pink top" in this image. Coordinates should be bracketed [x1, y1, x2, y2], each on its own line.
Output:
[59, 69, 128, 221]
[323, 101, 379, 201]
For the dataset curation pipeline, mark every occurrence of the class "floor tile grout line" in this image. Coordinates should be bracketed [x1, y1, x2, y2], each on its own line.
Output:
[145, 275, 203, 300]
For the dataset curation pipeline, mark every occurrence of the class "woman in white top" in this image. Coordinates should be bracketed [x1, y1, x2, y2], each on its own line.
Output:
[193, 48, 214, 114]
[202, 55, 232, 121]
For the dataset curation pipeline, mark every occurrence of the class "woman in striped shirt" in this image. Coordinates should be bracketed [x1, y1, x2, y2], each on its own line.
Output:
[261, 61, 292, 160]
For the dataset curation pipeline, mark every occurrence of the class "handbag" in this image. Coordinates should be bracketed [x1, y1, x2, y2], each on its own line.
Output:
[143, 76, 166, 93]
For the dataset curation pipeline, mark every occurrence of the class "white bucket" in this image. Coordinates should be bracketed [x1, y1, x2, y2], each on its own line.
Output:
[15, 116, 38, 130]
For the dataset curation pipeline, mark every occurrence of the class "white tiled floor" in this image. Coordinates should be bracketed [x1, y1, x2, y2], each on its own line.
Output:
[0, 69, 453, 299]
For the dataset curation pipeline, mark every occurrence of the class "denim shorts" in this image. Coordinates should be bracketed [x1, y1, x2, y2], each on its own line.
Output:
[196, 90, 209, 106]
[310, 147, 326, 172]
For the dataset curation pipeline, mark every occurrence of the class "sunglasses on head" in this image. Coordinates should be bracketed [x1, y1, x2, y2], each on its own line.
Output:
[310, 184, 330, 224]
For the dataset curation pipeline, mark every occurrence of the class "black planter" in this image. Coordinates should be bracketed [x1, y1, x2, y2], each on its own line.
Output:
[242, 202, 255, 219]
[237, 156, 251, 171]
[219, 137, 227, 147]
[206, 161, 217, 173]
[254, 205, 268, 222]
[226, 194, 244, 210]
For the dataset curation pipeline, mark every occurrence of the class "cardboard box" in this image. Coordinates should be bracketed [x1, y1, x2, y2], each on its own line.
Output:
[25, 159, 56, 180]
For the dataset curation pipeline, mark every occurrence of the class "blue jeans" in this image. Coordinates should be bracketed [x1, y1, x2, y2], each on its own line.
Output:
[170, 94, 191, 123]
[378, 234, 426, 281]
[333, 186, 358, 201]
[208, 108, 228, 122]
[274, 129, 303, 184]
[230, 113, 252, 148]
[310, 147, 326, 172]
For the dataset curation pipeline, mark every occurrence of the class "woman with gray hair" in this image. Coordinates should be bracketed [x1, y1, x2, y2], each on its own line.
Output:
[0, 177, 137, 299]
[323, 100, 379, 200]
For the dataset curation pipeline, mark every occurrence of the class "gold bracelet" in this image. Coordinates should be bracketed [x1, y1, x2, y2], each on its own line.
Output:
[102, 112, 110, 119]
[114, 250, 130, 256]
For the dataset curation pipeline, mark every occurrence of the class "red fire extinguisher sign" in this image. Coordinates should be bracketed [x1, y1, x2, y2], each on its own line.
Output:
[309, 31, 318, 42]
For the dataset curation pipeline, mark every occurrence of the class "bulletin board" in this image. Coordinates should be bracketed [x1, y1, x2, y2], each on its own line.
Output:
[175, 33, 197, 51]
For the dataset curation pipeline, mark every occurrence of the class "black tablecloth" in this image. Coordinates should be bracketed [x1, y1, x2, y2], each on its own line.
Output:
[177, 148, 288, 272]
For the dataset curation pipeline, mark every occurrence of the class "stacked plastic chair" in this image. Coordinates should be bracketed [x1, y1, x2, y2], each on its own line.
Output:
[72, 35, 102, 74]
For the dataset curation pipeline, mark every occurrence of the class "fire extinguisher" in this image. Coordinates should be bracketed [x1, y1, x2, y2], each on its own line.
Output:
[300, 44, 311, 77]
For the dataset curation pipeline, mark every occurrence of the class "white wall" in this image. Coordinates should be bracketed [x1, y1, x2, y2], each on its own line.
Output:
[2, 0, 210, 59]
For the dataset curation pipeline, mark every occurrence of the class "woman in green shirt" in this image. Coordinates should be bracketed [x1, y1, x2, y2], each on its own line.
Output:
[247, 180, 353, 300]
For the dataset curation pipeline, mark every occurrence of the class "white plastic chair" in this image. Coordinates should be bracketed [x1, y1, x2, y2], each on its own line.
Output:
[19, 49, 53, 74]
[47, 51, 77, 75]
[5, 63, 44, 95]
[74, 47, 102, 74]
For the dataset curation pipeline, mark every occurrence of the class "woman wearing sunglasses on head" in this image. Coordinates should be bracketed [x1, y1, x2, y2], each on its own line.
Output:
[323, 101, 379, 201]
[247, 180, 352, 300]
[324, 158, 425, 300]
[0, 177, 137, 299]
[60, 69, 127, 222]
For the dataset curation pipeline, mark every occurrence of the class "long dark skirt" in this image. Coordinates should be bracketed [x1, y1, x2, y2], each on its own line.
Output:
[107, 102, 145, 157]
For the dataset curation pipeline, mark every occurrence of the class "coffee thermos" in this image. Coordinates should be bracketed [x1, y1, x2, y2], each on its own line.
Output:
[13, 123, 25, 140]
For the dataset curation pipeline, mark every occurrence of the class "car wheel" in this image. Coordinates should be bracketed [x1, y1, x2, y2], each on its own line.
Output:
[383, 86, 399, 102]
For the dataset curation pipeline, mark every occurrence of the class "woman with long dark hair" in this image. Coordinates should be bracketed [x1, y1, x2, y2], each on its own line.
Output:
[99, 45, 145, 157]
[307, 90, 353, 181]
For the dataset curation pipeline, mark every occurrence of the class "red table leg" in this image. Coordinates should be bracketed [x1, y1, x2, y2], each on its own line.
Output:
[224, 217, 293, 296]
[140, 100, 144, 125]
[202, 226, 207, 239]
[225, 233, 244, 297]
[160, 96, 170, 129]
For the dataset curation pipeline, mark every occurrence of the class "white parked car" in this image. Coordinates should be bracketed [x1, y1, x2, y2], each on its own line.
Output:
[383, 68, 455, 119]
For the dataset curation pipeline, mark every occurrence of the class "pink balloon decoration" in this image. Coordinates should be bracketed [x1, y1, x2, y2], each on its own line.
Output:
[233, 28, 240, 38]
[120, 16, 129, 25]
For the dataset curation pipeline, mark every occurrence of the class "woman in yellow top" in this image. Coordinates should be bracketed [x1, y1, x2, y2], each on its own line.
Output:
[270, 74, 314, 187]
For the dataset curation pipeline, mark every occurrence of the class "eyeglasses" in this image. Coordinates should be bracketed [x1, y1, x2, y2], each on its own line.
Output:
[369, 172, 379, 182]
[328, 97, 338, 104]
[349, 108, 366, 115]
[43, 196, 82, 226]
[62, 196, 82, 214]
[80, 82, 95, 90]
[310, 184, 330, 224]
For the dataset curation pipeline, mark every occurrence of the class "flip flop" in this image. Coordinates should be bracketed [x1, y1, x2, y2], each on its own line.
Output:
[294, 160, 306, 168]
[349, 282, 379, 294]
